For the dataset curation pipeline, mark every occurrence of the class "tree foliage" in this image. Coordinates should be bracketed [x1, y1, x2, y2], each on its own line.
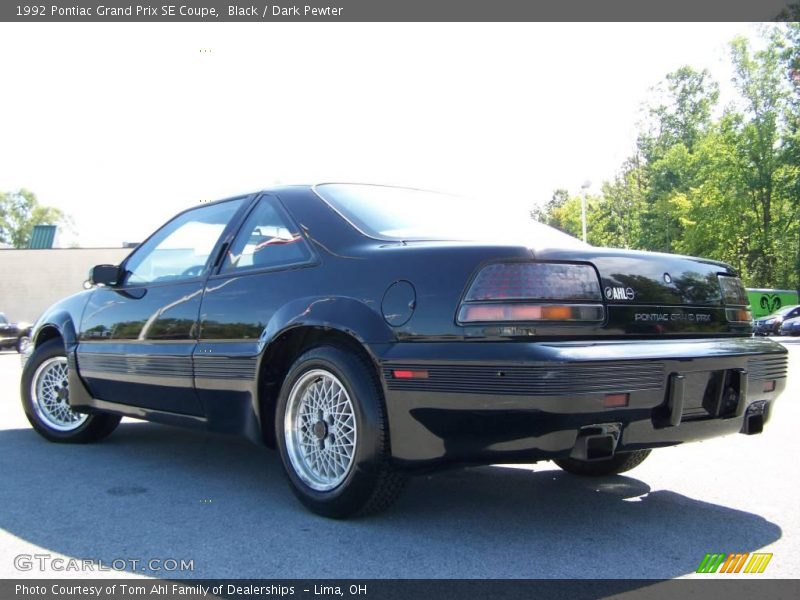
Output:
[0, 189, 67, 248]
[532, 25, 800, 290]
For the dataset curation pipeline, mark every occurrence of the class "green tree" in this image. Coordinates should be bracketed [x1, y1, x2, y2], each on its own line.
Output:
[779, 22, 800, 290]
[639, 66, 720, 253]
[595, 155, 647, 249]
[531, 189, 614, 246]
[0, 189, 67, 248]
[529, 26, 800, 291]
[642, 66, 720, 156]
[728, 32, 793, 286]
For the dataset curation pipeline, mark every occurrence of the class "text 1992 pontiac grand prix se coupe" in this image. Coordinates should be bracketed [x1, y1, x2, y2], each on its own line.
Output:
[20, 184, 788, 517]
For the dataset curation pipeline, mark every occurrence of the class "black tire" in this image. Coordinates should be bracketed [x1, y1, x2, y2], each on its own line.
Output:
[554, 449, 651, 477]
[21, 338, 121, 443]
[275, 345, 405, 518]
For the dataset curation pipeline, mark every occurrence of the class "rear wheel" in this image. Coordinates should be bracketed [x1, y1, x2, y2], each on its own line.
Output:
[275, 345, 405, 518]
[21, 338, 121, 443]
[554, 449, 651, 476]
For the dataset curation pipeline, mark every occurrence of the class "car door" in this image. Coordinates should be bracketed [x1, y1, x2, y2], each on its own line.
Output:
[194, 194, 316, 420]
[77, 196, 249, 416]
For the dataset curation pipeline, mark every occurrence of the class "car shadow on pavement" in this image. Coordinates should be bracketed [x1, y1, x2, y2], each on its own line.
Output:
[0, 421, 781, 580]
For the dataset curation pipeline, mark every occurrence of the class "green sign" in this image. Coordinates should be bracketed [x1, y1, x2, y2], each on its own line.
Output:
[746, 288, 799, 319]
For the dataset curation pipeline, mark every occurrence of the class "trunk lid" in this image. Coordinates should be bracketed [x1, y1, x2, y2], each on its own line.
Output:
[532, 247, 729, 306]
[531, 246, 748, 336]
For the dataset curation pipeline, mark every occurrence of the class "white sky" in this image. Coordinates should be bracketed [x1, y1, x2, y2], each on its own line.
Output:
[0, 22, 765, 247]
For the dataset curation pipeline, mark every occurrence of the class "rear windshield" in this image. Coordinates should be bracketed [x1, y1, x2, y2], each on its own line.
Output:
[315, 183, 586, 248]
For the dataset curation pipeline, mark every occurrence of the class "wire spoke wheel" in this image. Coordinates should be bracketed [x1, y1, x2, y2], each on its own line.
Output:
[31, 356, 88, 432]
[284, 369, 357, 492]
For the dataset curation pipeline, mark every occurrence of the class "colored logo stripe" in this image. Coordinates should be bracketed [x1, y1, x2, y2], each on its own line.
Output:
[697, 553, 726, 573]
[720, 553, 749, 573]
[697, 552, 772, 574]
[744, 553, 773, 573]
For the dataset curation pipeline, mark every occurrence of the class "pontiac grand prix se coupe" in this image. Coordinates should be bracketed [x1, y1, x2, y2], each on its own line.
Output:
[20, 184, 788, 517]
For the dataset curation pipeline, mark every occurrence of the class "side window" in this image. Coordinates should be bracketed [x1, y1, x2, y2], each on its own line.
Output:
[124, 199, 243, 285]
[0, 314, 7, 325]
[221, 198, 311, 273]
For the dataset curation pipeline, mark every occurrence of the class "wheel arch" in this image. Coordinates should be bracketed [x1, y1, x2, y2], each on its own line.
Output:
[255, 297, 394, 447]
[33, 311, 78, 350]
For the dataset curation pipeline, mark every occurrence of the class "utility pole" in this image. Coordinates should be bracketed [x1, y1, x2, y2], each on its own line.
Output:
[581, 180, 591, 243]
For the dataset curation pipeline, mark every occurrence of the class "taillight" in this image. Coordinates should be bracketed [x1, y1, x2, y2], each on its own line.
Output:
[458, 262, 604, 324]
[726, 308, 753, 323]
[718, 275, 752, 323]
[719, 275, 748, 306]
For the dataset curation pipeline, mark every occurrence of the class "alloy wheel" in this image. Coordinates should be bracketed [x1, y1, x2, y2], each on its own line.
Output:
[284, 369, 357, 491]
[30, 357, 88, 432]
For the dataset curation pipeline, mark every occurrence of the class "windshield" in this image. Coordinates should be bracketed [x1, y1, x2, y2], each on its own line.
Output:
[315, 183, 586, 248]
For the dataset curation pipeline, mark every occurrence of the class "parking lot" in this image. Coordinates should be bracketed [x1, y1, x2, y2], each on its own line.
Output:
[0, 341, 798, 580]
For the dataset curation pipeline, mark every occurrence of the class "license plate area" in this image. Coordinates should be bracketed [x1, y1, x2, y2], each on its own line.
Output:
[682, 371, 726, 420]
[656, 368, 747, 426]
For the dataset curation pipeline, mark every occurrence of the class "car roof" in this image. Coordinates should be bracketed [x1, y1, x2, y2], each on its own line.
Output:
[772, 304, 800, 314]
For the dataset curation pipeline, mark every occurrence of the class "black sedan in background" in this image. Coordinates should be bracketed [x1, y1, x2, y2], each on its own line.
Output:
[20, 184, 788, 517]
[754, 304, 800, 335]
[0, 313, 32, 353]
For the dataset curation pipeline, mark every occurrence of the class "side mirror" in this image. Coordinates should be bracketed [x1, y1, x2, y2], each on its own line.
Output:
[89, 264, 121, 287]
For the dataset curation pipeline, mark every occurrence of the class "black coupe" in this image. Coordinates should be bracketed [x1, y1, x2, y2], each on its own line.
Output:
[1, 313, 32, 353]
[20, 184, 788, 517]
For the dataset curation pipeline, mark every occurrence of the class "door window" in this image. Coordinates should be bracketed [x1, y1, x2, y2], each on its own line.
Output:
[221, 198, 311, 273]
[124, 199, 244, 285]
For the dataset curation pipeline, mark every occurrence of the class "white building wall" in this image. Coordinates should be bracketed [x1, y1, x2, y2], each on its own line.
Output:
[0, 248, 131, 323]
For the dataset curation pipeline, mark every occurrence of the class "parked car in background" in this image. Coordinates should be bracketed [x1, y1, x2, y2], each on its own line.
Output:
[0, 313, 32, 353]
[754, 304, 800, 336]
[19, 184, 788, 518]
[779, 316, 800, 336]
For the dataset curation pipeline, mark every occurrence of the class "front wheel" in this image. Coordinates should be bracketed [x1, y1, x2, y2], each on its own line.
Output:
[554, 449, 651, 477]
[275, 345, 405, 518]
[21, 339, 121, 443]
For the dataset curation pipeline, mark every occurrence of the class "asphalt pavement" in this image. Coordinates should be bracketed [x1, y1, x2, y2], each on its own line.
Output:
[0, 339, 798, 580]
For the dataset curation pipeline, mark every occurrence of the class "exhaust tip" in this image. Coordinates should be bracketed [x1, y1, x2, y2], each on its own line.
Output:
[745, 414, 764, 435]
[741, 401, 768, 435]
[570, 423, 621, 461]
[585, 435, 616, 460]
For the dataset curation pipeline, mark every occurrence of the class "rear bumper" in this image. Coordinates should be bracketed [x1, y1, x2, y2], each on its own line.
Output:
[374, 337, 788, 468]
[754, 322, 779, 335]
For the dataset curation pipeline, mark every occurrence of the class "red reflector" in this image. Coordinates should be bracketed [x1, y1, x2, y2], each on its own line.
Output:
[763, 380, 776, 393]
[393, 369, 429, 379]
[603, 393, 629, 408]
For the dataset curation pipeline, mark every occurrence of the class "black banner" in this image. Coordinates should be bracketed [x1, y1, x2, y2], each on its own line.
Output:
[1, 0, 799, 23]
[4, 580, 800, 600]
